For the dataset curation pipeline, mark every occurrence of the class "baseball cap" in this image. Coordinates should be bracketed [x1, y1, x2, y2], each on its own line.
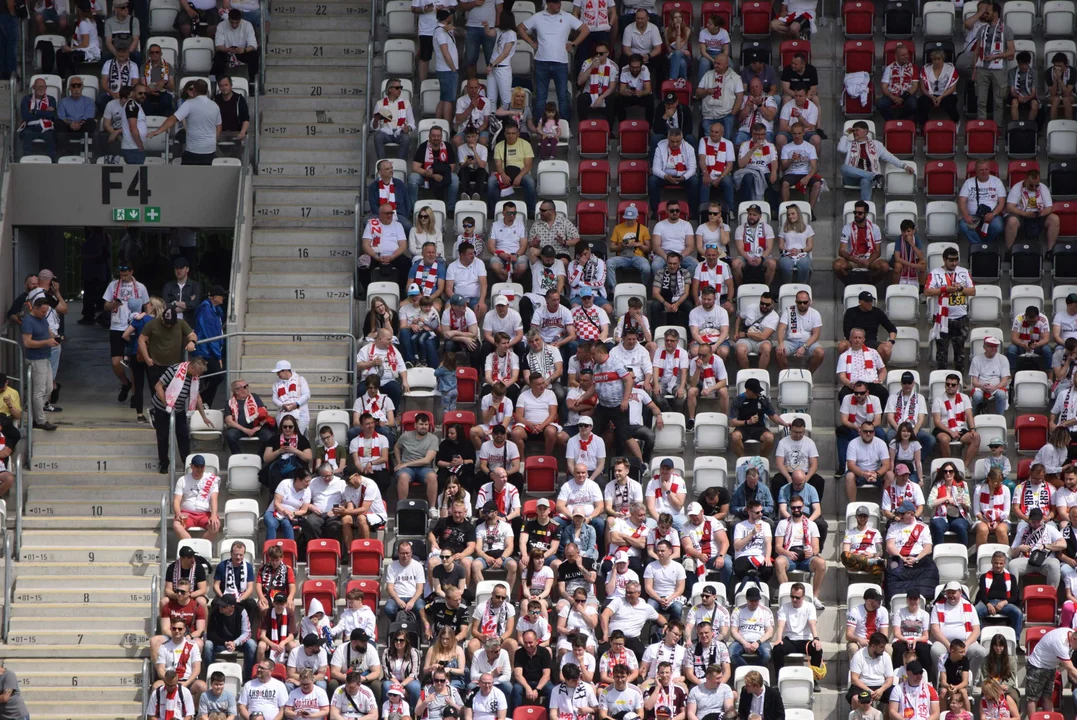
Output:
[580, 287, 594, 297]
[162, 307, 177, 325]
[745, 587, 761, 600]
[577, 415, 594, 426]
[407, 283, 421, 296]
[350, 628, 369, 642]
[857, 691, 873, 704]
[855, 505, 870, 517]
[897, 500, 916, 513]
[901, 371, 915, 384]
[686, 502, 703, 516]
[747, 203, 762, 213]
[302, 633, 322, 647]
[173, 255, 189, 268]
[450, 294, 466, 306]
[273, 592, 287, 604]
[744, 378, 763, 393]
[494, 295, 509, 306]
[571, 506, 586, 517]
[178, 545, 196, 558]
[988, 438, 1004, 448]
[217, 594, 236, 607]
[274, 360, 292, 373]
[540, 245, 556, 258]
[858, 290, 874, 302]
[944, 581, 962, 592]
[614, 551, 629, 564]
[190, 454, 205, 467]
[660, 458, 675, 469]
[388, 684, 406, 697]
[984, 336, 1000, 345]
[482, 500, 499, 515]
[1067, 293, 1077, 304]
[663, 91, 677, 103]
[623, 205, 639, 220]
[895, 463, 910, 475]
[209, 285, 227, 298]
[536, 498, 550, 507]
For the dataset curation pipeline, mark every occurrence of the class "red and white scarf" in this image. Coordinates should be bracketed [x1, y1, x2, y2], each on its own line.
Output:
[354, 435, 383, 462]
[26, 95, 53, 131]
[165, 362, 199, 412]
[174, 640, 195, 681]
[480, 600, 508, 635]
[229, 394, 259, 424]
[414, 261, 439, 295]
[703, 139, 730, 178]
[360, 392, 385, 419]
[843, 348, 879, 382]
[922, 63, 958, 95]
[935, 599, 975, 633]
[979, 484, 1008, 523]
[930, 271, 966, 339]
[1020, 182, 1046, 212]
[846, 220, 878, 258]
[899, 680, 933, 720]
[261, 609, 288, 645]
[933, 481, 967, 518]
[323, 444, 340, 470]
[853, 527, 878, 552]
[893, 392, 918, 424]
[112, 279, 141, 302]
[886, 480, 918, 511]
[941, 393, 967, 431]
[983, 570, 1012, 598]
[275, 377, 300, 405]
[377, 180, 397, 211]
[697, 357, 719, 390]
[656, 348, 683, 391]
[783, 514, 810, 549]
[578, 0, 609, 27]
[1017, 314, 1046, 345]
[1019, 481, 1053, 517]
[491, 352, 513, 383]
[694, 519, 715, 577]
[193, 472, 218, 503]
[847, 394, 876, 423]
[379, 97, 409, 129]
[368, 218, 383, 250]
[710, 72, 725, 99]
[886, 61, 916, 95]
[977, 20, 1007, 66]
[423, 142, 449, 169]
[588, 60, 613, 100]
[846, 139, 881, 175]
[740, 222, 766, 257]
[665, 144, 687, 175]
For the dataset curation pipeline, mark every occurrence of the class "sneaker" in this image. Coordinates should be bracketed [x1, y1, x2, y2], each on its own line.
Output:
[49, 382, 61, 404]
[136, 413, 148, 424]
[158, 462, 169, 474]
[813, 597, 825, 611]
[33, 422, 57, 431]
[686, 418, 695, 431]
[813, 681, 821, 693]
[43, 403, 62, 413]
[118, 383, 131, 402]
[405, 361, 414, 369]
[428, 508, 440, 520]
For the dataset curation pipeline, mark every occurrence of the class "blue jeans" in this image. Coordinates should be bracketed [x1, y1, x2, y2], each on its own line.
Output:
[263, 508, 295, 540]
[122, 148, 145, 165]
[511, 682, 553, 710]
[929, 516, 969, 546]
[733, 130, 775, 146]
[1006, 343, 1053, 373]
[841, 165, 876, 201]
[885, 428, 937, 458]
[381, 380, 404, 412]
[384, 596, 426, 618]
[778, 255, 812, 283]
[407, 171, 460, 215]
[684, 554, 734, 598]
[650, 254, 698, 277]
[647, 596, 685, 621]
[649, 174, 701, 216]
[436, 70, 459, 102]
[959, 215, 1004, 244]
[607, 255, 652, 291]
[399, 328, 439, 367]
[203, 637, 257, 678]
[487, 172, 536, 218]
[464, 25, 495, 68]
[383, 679, 422, 708]
[700, 175, 735, 215]
[729, 639, 772, 668]
[972, 387, 1008, 414]
[0, 14, 17, 75]
[704, 115, 736, 141]
[534, 60, 570, 122]
[975, 601, 1023, 638]
[20, 128, 54, 159]
[668, 50, 690, 80]
[876, 93, 920, 120]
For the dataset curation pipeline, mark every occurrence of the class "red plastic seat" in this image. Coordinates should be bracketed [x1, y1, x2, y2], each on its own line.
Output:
[1057, 201, 1077, 238]
[842, 85, 874, 118]
[346, 578, 380, 613]
[400, 410, 420, 432]
[443, 410, 475, 438]
[455, 367, 478, 404]
[1016, 415, 1049, 454]
[662, 0, 693, 26]
[302, 579, 337, 614]
[576, 200, 609, 238]
[306, 539, 341, 578]
[525, 456, 558, 494]
[843, 40, 875, 73]
[965, 120, 998, 158]
[780, 39, 810, 66]
[1008, 160, 1040, 187]
[658, 201, 690, 221]
[578, 160, 610, 199]
[1026, 627, 1051, 655]
[882, 39, 913, 65]
[513, 708, 549, 720]
[701, 1, 733, 28]
[617, 159, 649, 198]
[842, 0, 874, 37]
[660, 79, 692, 107]
[1031, 713, 1064, 720]
[741, 1, 772, 37]
[923, 120, 957, 158]
[618, 120, 650, 158]
[578, 119, 610, 158]
[924, 160, 958, 198]
[251, 664, 289, 681]
[884, 120, 916, 157]
[349, 539, 384, 577]
[617, 200, 649, 226]
[523, 498, 539, 520]
[965, 159, 999, 178]
[1024, 585, 1058, 624]
[263, 539, 297, 570]
[1018, 458, 1033, 482]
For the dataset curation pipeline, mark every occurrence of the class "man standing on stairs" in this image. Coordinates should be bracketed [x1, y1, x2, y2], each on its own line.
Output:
[104, 263, 149, 402]
[152, 356, 212, 473]
[21, 298, 58, 432]
[192, 286, 227, 407]
[163, 256, 202, 322]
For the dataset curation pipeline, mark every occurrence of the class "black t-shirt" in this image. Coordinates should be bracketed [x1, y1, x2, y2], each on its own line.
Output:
[425, 599, 470, 635]
[942, 655, 970, 686]
[215, 93, 250, 133]
[431, 517, 476, 553]
[781, 64, 819, 93]
[842, 306, 897, 346]
[514, 646, 552, 686]
[524, 519, 559, 554]
[413, 141, 458, 170]
[166, 559, 207, 588]
[732, 393, 773, 427]
[125, 99, 140, 120]
[557, 557, 595, 593]
[697, 486, 731, 516]
[432, 561, 466, 590]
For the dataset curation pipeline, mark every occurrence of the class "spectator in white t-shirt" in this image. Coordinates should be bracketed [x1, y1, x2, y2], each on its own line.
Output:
[146, 78, 221, 165]
[771, 583, 822, 673]
[958, 160, 1006, 245]
[516, 0, 588, 121]
[172, 454, 220, 540]
[643, 539, 687, 621]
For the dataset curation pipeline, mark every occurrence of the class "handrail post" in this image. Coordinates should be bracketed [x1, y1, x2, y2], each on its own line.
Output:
[258, 0, 267, 92]
[352, 195, 360, 341]
[149, 573, 159, 636]
[159, 492, 167, 583]
[167, 413, 176, 497]
[13, 454, 21, 557]
[23, 363, 30, 462]
[140, 656, 151, 716]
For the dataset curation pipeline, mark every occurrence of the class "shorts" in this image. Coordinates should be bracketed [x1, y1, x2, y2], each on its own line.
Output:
[109, 330, 129, 357]
[514, 422, 563, 434]
[784, 555, 813, 571]
[37, 7, 66, 21]
[1026, 663, 1055, 702]
[475, 550, 506, 569]
[1018, 215, 1045, 239]
[854, 473, 884, 487]
[742, 261, 767, 283]
[936, 428, 970, 441]
[181, 511, 211, 529]
[784, 338, 822, 356]
[781, 172, 822, 187]
[437, 71, 459, 102]
[737, 424, 767, 442]
[490, 254, 530, 271]
[175, 7, 219, 29]
[398, 466, 436, 484]
[419, 35, 434, 61]
[564, 425, 580, 439]
[454, 129, 490, 144]
[736, 337, 771, 353]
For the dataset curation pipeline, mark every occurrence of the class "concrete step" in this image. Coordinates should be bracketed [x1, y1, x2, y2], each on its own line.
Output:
[22, 688, 142, 704]
[29, 441, 158, 458]
[264, 83, 365, 99]
[24, 500, 162, 519]
[253, 228, 354, 245]
[12, 670, 143, 688]
[10, 617, 151, 632]
[271, 29, 370, 44]
[25, 695, 142, 714]
[260, 121, 363, 138]
[254, 215, 355, 229]
[243, 310, 351, 330]
[265, 56, 368, 68]
[12, 588, 153, 604]
[21, 516, 161, 530]
[10, 603, 156, 619]
[271, 0, 370, 16]
[253, 174, 365, 188]
[18, 547, 159, 564]
[250, 257, 355, 274]
[270, 15, 371, 30]
[20, 472, 167, 486]
[25, 456, 161, 473]
[0, 644, 148, 659]
[258, 136, 368, 152]
[20, 530, 159, 548]
[258, 149, 364, 164]
[266, 67, 373, 83]
[261, 109, 367, 124]
[258, 162, 364, 179]
[247, 298, 351, 315]
[241, 339, 353, 356]
[4, 658, 143, 672]
[260, 95, 367, 111]
[15, 571, 154, 585]
[246, 382, 350, 407]
[240, 355, 352, 374]
[246, 285, 352, 300]
[26, 486, 165, 502]
[247, 271, 352, 287]
[251, 243, 355, 259]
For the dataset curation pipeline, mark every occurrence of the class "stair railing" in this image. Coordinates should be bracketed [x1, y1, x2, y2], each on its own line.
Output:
[352, 195, 360, 341]
[1, 455, 18, 643]
[159, 491, 168, 584]
[13, 453, 21, 558]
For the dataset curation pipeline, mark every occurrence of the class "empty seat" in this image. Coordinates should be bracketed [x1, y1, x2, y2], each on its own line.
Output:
[924, 160, 958, 197]
[843, 40, 876, 73]
[386, 0, 416, 35]
[968, 285, 1003, 324]
[384, 39, 416, 76]
[777, 666, 815, 709]
[182, 37, 214, 73]
[694, 412, 729, 452]
[1002, 1, 1036, 36]
[777, 369, 813, 411]
[965, 120, 998, 157]
[924, 122, 958, 158]
[925, 202, 959, 239]
[885, 161, 919, 196]
[886, 284, 920, 323]
[843, 1, 875, 37]
[149, 0, 180, 32]
[922, 1, 955, 37]
[884, 200, 918, 239]
[1048, 120, 1077, 158]
[933, 543, 969, 584]
[223, 499, 259, 537]
[890, 326, 920, 367]
[693, 456, 728, 493]
[653, 412, 687, 452]
[618, 120, 650, 158]
[1044, 0, 1076, 36]
[1014, 371, 1051, 409]
[525, 456, 558, 494]
[617, 159, 649, 198]
[578, 161, 610, 199]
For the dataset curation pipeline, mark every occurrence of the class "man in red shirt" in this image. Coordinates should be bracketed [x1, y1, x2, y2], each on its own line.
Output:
[151, 579, 207, 662]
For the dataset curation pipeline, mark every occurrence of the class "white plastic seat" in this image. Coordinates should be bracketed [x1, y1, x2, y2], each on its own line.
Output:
[185, 453, 220, 476]
[614, 283, 647, 317]
[177, 538, 213, 563]
[417, 118, 450, 145]
[934, 543, 970, 584]
[181, 37, 214, 73]
[57, 155, 86, 163]
[847, 582, 883, 610]
[146, 36, 179, 68]
[890, 326, 920, 367]
[453, 200, 488, 235]
[386, 0, 416, 35]
[1002, 0, 1036, 36]
[495, 200, 528, 224]
[968, 285, 1003, 324]
[922, 1, 956, 37]
[887, 368, 921, 398]
[737, 283, 770, 315]
[780, 413, 812, 435]
[1045, 39, 1077, 67]
[226, 454, 262, 494]
[211, 158, 241, 166]
[1044, 0, 1076, 36]
[653, 412, 687, 452]
[734, 665, 771, 692]
[219, 537, 255, 564]
[694, 412, 728, 452]
[738, 201, 773, 226]
[928, 369, 961, 405]
[405, 366, 438, 396]
[1010, 284, 1046, 322]
[1048, 119, 1077, 158]
[930, 457, 967, 477]
[513, 0, 536, 23]
[778, 201, 812, 227]
[149, 0, 180, 32]
[736, 369, 770, 396]
[224, 498, 260, 538]
[1054, 285, 1077, 315]
[537, 160, 570, 197]
[314, 410, 350, 445]
[190, 409, 223, 446]
[778, 667, 815, 709]
[206, 662, 243, 699]
[384, 39, 416, 76]
[885, 161, 918, 196]
[29, 74, 61, 103]
[32, 35, 64, 71]
[366, 281, 401, 312]
[778, 284, 811, 313]
[976, 543, 1011, 574]
[979, 626, 1016, 656]
[419, 79, 440, 117]
[925, 202, 959, 239]
[511, 42, 535, 76]
[777, 369, 813, 411]
[926, 242, 959, 274]
[692, 456, 728, 493]
[885, 284, 920, 323]
[974, 414, 1008, 451]
[1014, 370, 1051, 409]
[786, 710, 814, 720]
[144, 115, 168, 153]
[489, 282, 524, 310]
[843, 200, 877, 225]
[845, 504, 881, 531]
[843, 284, 875, 311]
[19, 155, 52, 163]
[969, 327, 1004, 358]
[884, 200, 918, 239]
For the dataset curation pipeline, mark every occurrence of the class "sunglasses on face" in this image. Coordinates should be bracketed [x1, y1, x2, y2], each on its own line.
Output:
[854, 391, 866, 396]
[708, 211, 720, 216]
[796, 300, 809, 305]
[70, 83, 83, 87]
[236, 384, 249, 389]
[668, 209, 680, 214]
[861, 429, 875, 434]
[946, 382, 958, 387]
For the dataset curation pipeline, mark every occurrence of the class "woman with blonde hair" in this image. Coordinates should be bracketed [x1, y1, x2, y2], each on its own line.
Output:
[777, 204, 814, 284]
[122, 295, 165, 423]
[407, 207, 444, 258]
[496, 88, 533, 139]
[422, 623, 467, 691]
[979, 678, 1018, 720]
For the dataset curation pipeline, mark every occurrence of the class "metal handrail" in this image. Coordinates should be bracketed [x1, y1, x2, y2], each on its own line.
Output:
[150, 572, 160, 634]
[229, 164, 251, 325]
[21, 363, 29, 463]
[0, 339, 28, 458]
[13, 453, 21, 558]
[159, 491, 167, 582]
[352, 195, 360, 338]
[193, 331, 359, 400]
[140, 656, 151, 716]
[2, 455, 18, 643]
[258, 0, 267, 93]
[167, 413, 176, 513]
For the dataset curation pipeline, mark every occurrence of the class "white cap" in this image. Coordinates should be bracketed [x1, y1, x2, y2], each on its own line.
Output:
[944, 581, 962, 592]
[984, 336, 1001, 346]
[576, 415, 594, 426]
[274, 360, 292, 373]
[494, 295, 509, 306]
[614, 551, 629, 564]
[686, 501, 703, 516]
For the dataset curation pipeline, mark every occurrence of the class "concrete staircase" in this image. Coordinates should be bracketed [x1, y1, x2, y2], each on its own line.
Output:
[242, 0, 371, 411]
[4, 426, 161, 719]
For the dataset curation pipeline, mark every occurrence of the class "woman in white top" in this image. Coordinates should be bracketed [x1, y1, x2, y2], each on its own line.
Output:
[437, 476, 473, 517]
[1034, 425, 1071, 481]
[665, 11, 692, 81]
[695, 201, 731, 259]
[57, 2, 101, 78]
[887, 421, 924, 487]
[408, 206, 445, 258]
[777, 204, 814, 284]
[485, 12, 517, 110]
[265, 470, 312, 540]
[696, 13, 729, 83]
[522, 548, 555, 615]
[918, 49, 960, 124]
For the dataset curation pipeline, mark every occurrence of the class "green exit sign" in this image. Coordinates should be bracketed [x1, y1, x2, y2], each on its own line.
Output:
[112, 207, 162, 223]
